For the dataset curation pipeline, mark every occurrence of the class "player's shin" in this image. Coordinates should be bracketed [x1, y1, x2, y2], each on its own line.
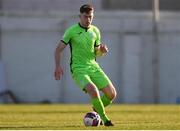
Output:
[91, 97, 110, 123]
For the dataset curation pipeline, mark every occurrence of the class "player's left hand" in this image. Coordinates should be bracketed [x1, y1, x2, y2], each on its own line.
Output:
[100, 44, 109, 54]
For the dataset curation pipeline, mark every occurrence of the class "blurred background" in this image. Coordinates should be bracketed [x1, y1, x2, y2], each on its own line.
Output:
[0, 0, 180, 104]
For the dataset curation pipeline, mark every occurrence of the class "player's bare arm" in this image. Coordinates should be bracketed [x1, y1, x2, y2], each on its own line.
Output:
[95, 44, 109, 57]
[54, 42, 67, 80]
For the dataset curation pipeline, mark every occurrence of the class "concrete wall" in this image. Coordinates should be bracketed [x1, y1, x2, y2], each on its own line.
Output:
[1, 0, 102, 11]
[103, 0, 180, 11]
[1, 11, 180, 103]
[2, 0, 180, 11]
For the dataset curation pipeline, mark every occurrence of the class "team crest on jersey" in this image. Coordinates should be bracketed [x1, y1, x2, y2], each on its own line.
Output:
[89, 32, 95, 38]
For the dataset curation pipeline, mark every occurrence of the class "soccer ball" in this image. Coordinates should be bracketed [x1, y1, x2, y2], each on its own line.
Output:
[83, 111, 101, 126]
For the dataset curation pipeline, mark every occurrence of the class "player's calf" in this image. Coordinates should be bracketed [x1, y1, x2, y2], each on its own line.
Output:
[102, 84, 117, 101]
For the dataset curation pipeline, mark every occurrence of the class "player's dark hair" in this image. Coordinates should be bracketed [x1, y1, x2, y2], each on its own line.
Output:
[80, 4, 94, 14]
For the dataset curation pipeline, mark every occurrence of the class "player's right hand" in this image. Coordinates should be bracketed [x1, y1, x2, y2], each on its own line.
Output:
[54, 66, 63, 80]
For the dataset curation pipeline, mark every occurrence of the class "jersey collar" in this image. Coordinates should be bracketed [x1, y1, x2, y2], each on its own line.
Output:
[78, 23, 90, 32]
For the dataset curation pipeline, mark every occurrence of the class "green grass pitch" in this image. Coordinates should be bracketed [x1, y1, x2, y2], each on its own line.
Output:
[0, 104, 180, 130]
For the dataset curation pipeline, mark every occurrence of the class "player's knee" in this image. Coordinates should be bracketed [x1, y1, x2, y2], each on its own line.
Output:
[89, 88, 99, 98]
[85, 83, 99, 98]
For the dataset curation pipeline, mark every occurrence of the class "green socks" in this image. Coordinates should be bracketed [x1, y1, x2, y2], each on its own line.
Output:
[91, 97, 110, 123]
[91, 95, 112, 123]
[101, 94, 112, 107]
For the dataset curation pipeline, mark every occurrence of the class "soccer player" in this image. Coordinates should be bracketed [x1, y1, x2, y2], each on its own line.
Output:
[54, 4, 117, 126]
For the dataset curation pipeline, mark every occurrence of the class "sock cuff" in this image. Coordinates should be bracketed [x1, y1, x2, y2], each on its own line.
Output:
[91, 96, 101, 102]
[103, 94, 112, 102]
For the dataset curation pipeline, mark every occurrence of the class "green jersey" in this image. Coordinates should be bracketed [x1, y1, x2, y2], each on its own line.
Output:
[61, 23, 101, 72]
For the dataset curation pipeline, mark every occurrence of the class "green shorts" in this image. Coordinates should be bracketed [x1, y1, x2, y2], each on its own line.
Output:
[72, 66, 112, 91]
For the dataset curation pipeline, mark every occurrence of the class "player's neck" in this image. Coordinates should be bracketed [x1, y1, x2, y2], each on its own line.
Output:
[79, 22, 90, 29]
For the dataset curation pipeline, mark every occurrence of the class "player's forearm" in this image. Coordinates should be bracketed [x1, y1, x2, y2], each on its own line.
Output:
[95, 47, 105, 57]
[55, 47, 62, 68]
[54, 42, 67, 68]
[95, 44, 108, 57]
[95, 48, 104, 57]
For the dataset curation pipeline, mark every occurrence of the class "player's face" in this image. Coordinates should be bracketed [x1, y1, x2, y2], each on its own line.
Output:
[80, 11, 94, 28]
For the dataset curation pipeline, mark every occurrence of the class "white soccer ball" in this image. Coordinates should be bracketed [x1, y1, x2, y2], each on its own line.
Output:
[83, 111, 101, 126]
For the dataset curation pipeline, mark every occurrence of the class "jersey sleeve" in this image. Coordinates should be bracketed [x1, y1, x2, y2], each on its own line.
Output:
[61, 28, 72, 45]
[94, 27, 101, 47]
